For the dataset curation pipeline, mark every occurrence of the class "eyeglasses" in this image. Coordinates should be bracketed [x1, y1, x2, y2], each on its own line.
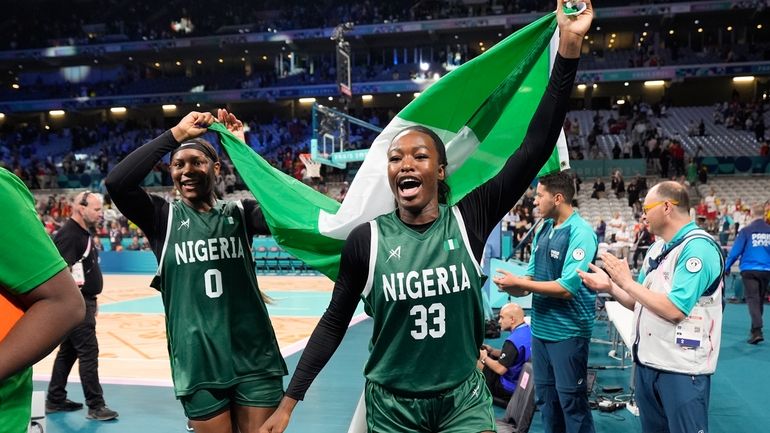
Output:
[642, 200, 679, 214]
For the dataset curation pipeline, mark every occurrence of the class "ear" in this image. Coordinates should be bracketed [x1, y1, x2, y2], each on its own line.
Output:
[213, 161, 221, 176]
[437, 164, 446, 181]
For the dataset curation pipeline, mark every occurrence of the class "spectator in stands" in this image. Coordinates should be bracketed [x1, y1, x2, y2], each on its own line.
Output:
[595, 218, 607, 244]
[725, 203, 770, 344]
[1, 168, 85, 433]
[627, 178, 641, 213]
[698, 164, 708, 184]
[705, 188, 719, 233]
[698, 119, 706, 137]
[607, 211, 625, 240]
[757, 119, 766, 143]
[591, 177, 605, 199]
[479, 303, 532, 403]
[579, 181, 723, 433]
[611, 170, 625, 199]
[126, 236, 141, 251]
[718, 207, 734, 246]
[631, 215, 654, 270]
[759, 139, 769, 157]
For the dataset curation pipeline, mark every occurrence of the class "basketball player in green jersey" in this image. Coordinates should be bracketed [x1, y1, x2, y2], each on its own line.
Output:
[105, 110, 286, 433]
[261, 2, 593, 431]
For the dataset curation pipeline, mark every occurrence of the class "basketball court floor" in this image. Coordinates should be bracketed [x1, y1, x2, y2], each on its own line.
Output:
[32, 274, 770, 433]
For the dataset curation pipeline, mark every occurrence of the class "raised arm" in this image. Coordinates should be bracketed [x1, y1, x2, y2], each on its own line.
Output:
[458, 0, 592, 246]
[105, 111, 215, 237]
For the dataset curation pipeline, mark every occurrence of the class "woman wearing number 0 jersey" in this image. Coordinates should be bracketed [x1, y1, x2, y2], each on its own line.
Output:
[105, 110, 286, 433]
[261, 3, 592, 431]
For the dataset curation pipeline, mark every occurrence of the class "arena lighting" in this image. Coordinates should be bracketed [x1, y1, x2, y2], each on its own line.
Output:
[11, 83, 19, 89]
[162, 104, 177, 111]
[419, 62, 429, 72]
[327, 96, 333, 101]
[758, 24, 763, 29]
[0, 113, 5, 119]
[616, 99, 626, 105]
[577, 84, 587, 90]
[413, 92, 421, 98]
[298, 98, 316, 104]
[698, 28, 703, 33]
[624, 82, 629, 86]
[49, 110, 65, 116]
[110, 107, 127, 113]
[644, 80, 666, 87]
[176, 61, 182, 66]
[593, 83, 598, 89]
[732, 76, 755, 83]
[396, 93, 401, 97]
[727, 26, 733, 31]
[361, 94, 373, 101]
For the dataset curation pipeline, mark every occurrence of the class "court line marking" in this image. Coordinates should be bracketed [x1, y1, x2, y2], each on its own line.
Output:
[33, 313, 371, 388]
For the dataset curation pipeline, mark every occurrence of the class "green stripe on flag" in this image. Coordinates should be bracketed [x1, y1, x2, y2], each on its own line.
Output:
[211, 123, 345, 280]
[212, 12, 564, 281]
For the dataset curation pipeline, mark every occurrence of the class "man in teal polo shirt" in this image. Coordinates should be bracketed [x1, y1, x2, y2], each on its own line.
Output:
[494, 171, 597, 433]
[579, 181, 723, 433]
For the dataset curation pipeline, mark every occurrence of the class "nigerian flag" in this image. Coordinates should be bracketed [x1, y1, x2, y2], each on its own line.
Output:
[213, 12, 567, 280]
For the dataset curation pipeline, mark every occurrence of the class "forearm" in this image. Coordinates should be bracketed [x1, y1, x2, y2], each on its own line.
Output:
[618, 280, 684, 322]
[519, 279, 573, 299]
[483, 357, 508, 376]
[608, 281, 637, 310]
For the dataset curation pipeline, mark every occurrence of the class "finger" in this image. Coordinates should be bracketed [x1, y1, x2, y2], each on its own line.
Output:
[587, 263, 602, 273]
[495, 269, 512, 276]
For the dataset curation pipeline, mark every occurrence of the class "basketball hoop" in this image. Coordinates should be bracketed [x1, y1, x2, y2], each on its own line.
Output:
[300, 153, 322, 179]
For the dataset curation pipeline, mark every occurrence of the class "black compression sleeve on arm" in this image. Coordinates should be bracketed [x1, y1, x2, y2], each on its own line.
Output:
[105, 130, 179, 239]
[242, 199, 271, 237]
[285, 223, 371, 401]
[458, 54, 579, 258]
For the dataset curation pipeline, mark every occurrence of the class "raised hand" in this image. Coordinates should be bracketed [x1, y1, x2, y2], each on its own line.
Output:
[217, 108, 246, 143]
[577, 263, 613, 293]
[170, 111, 215, 143]
[556, 0, 594, 58]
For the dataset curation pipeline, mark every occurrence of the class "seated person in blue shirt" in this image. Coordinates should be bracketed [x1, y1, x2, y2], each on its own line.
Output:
[479, 303, 532, 402]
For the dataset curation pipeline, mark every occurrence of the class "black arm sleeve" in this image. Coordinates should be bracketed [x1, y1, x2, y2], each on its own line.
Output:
[457, 54, 579, 260]
[242, 199, 271, 237]
[105, 130, 178, 255]
[285, 223, 371, 401]
[497, 340, 519, 369]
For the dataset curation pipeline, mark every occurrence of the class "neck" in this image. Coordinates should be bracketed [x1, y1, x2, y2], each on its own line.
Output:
[398, 202, 440, 225]
[553, 206, 574, 227]
[184, 196, 216, 212]
[72, 214, 88, 231]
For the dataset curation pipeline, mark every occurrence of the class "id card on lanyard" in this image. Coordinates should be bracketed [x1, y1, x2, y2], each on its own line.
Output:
[72, 237, 92, 287]
[675, 306, 705, 348]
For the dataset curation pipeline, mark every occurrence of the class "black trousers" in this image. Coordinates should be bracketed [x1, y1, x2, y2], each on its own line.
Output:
[483, 366, 513, 401]
[47, 297, 105, 409]
[742, 271, 770, 331]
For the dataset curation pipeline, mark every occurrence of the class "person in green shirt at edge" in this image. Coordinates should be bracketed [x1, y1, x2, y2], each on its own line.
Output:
[494, 170, 598, 433]
[0, 167, 86, 433]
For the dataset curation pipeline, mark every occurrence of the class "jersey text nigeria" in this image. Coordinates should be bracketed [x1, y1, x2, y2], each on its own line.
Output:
[380, 263, 472, 302]
[173, 237, 247, 265]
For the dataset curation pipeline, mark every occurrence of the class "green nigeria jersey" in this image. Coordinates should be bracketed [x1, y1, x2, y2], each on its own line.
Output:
[152, 200, 286, 396]
[362, 205, 485, 394]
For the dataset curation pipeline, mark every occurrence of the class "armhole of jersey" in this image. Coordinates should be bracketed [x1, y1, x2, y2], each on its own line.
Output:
[361, 220, 378, 298]
[155, 202, 175, 277]
[450, 206, 482, 277]
[679, 233, 725, 296]
[234, 200, 249, 240]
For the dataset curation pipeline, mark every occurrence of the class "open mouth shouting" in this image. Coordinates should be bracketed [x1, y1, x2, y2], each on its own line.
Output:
[397, 176, 423, 200]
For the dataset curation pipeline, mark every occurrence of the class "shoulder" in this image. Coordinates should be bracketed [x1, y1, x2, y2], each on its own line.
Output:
[348, 222, 372, 242]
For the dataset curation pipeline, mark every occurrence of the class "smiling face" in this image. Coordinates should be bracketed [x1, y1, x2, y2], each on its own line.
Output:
[170, 148, 220, 209]
[387, 130, 446, 221]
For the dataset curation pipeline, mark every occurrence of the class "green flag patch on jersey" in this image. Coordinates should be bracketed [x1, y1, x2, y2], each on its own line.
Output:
[444, 238, 460, 251]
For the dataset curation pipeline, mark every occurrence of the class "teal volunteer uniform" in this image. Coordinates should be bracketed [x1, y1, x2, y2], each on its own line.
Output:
[634, 222, 723, 433]
[526, 210, 597, 433]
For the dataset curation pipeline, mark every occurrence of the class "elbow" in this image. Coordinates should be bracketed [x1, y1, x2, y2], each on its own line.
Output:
[667, 310, 686, 324]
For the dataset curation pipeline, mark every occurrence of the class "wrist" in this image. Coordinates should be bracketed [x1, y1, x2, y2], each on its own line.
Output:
[558, 36, 583, 59]
[278, 396, 299, 412]
[170, 126, 187, 143]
